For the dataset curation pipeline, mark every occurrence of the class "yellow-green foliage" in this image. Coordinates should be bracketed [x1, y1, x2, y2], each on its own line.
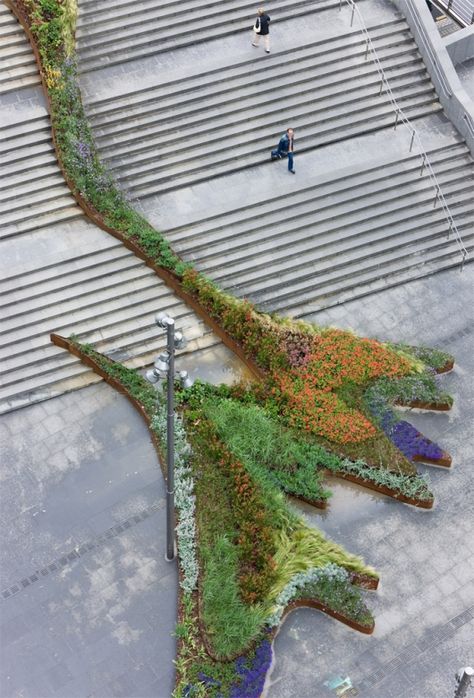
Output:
[268, 526, 378, 602]
[62, 0, 77, 55]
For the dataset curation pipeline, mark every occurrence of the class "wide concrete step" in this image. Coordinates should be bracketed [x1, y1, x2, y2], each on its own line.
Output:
[0, 152, 58, 184]
[0, 282, 177, 362]
[116, 97, 441, 198]
[0, 198, 83, 239]
[102, 72, 433, 165]
[165, 142, 468, 244]
[0, 8, 40, 94]
[96, 48, 423, 154]
[0, 67, 40, 94]
[0, 306, 213, 396]
[272, 234, 474, 317]
[0, 242, 128, 304]
[1, 254, 147, 321]
[0, 184, 75, 217]
[0, 324, 217, 415]
[0, 173, 66, 204]
[0, 119, 51, 153]
[0, 327, 219, 416]
[235, 191, 473, 304]
[77, 0, 344, 72]
[0, 40, 34, 63]
[0, 162, 63, 193]
[87, 20, 410, 128]
[0, 113, 84, 238]
[0, 206, 84, 241]
[189, 159, 474, 273]
[1, 138, 53, 167]
[216, 180, 473, 294]
[0, 249, 217, 412]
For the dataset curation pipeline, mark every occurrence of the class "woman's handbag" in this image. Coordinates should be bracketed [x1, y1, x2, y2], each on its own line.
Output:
[253, 18, 260, 32]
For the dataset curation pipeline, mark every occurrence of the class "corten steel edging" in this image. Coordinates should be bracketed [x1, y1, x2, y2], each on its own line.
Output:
[436, 359, 454, 373]
[52, 332, 378, 666]
[281, 598, 375, 634]
[395, 400, 452, 411]
[50, 333, 167, 479]
[8, 0, 264, 383]
[325, 468, 434, 509]
[349, 571, 379, 590]
[413, 451, 452, 467]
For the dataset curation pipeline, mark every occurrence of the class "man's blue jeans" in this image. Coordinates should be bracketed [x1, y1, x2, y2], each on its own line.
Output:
[271, 148, 294, 171]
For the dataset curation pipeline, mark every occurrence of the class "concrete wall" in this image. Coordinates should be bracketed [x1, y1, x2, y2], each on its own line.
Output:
[393, 0, 474, 155]
[444, 24, 474, 64]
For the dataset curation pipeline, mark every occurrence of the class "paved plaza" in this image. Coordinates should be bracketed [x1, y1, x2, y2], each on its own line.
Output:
[0, 343, 248, 698]
[1, 0, 473, 694]
[1, 266, 473, 698]
[268, 264, 474, 697]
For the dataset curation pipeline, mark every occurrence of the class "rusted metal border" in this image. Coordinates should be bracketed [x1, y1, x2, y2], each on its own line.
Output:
[7, 0, 264, 383]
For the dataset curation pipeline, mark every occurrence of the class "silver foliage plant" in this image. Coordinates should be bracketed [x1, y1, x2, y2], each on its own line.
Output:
[151, 403, 199, 594]
[267, 563, 348, 627]
[333, 458, 432, 500]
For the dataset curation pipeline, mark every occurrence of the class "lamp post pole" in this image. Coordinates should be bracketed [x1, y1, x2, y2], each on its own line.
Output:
[146, 312, 192, 561]
[165, 317, 175, 562]
[455, 668, 474, 698]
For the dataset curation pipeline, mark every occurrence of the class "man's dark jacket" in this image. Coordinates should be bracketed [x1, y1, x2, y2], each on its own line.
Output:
[277, 133, 292, 154]
[255, 13, 271, 34]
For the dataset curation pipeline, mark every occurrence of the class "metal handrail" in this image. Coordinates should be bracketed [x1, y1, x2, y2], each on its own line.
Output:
[339, 0, 469, 268]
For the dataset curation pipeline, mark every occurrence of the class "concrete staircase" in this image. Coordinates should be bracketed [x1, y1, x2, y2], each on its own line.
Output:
[84, 18, 442, 197]
[76, 0, 340, 73]
[0, 3, 40, 94]
[0, 113, 83, 239]
[0, 242, 214, 413]
[0, 93, 216, 415]
[77, 0, 473, 315]
[163, 141, 474, 315]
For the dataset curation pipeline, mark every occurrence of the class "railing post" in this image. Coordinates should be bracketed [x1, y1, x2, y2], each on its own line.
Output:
[394, 110, 400, 130]
[461, 251, 466, 272]
[447, 221, 452, 240]
[379, 79, 384, 95]
[365, 39, 369, 60]
[409, 130, 415, 152]
[420, 154, 426, 177]
[433, 186, 439, 207]
[351, 4, 355, 25]
[339, 0, 342, 11]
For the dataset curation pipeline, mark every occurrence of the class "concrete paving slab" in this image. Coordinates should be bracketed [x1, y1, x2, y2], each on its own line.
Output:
[266, 265, 474, 698]
[0, 381, 177, 698]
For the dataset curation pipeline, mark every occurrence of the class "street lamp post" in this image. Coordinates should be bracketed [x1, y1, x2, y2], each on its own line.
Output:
[165, 316, 175, 562]
[455, 668, 474, 698]
[146, 313, 191, 562]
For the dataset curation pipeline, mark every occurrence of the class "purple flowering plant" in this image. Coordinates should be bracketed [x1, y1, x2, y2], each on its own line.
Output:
[364, 373, 448, 462]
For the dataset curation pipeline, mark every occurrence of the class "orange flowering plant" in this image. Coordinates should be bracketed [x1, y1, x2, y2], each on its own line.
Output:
[275, 329, 412, 444]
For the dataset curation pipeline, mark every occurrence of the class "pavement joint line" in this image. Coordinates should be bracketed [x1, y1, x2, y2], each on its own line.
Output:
[359, 607, 474, 686]
[1, 499, 165, 601]
[443, 321, 474, 345]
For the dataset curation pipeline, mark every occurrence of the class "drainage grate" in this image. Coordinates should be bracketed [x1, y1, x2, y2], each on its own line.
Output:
[443, 322, 474, 346]
[1, 500, 164, 601]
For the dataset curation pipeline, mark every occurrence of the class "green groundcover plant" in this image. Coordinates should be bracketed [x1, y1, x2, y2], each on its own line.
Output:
[70, 338, 376, 697]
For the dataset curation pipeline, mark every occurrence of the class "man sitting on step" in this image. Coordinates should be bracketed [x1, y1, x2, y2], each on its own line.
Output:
[271, 128, 296, 174]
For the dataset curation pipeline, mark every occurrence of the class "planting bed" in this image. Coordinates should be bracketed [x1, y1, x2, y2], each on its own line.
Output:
[14, 0, 457, 693]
